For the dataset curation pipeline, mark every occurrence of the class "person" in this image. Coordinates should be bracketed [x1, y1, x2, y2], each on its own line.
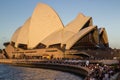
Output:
[102, 72, 109, 80]
[84, 76, 90, 80]
[86, 60, 89, 66]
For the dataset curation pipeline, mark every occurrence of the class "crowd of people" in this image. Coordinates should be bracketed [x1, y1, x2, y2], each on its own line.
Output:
[14, 58, 120, 80]
[40, 59, 120, 80]
[84, 63, 120, 80]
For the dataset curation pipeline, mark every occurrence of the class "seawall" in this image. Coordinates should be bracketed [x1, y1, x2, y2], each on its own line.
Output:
[0, 59, 89, 78]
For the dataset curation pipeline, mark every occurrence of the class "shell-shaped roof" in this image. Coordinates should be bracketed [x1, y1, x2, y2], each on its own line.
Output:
[41, 30, 75, 47]
[99, 28, 109, 44]
[11, 27, 22, 43]
[64, 13, 92, 33]
[41, 13, 93, 47]
[41, 25, 97, 49]
[66, 26, 97, 49]
[28, 3, 64, 48]
[11, 3, 108, 50]
[11, 3, 64, 48]
[15, 18, 31, 47]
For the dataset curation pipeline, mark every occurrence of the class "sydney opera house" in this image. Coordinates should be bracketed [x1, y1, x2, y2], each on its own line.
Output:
[1, 3, 110, 59]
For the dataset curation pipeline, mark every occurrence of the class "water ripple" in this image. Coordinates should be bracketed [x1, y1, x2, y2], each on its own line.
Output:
[0, 64, 83, 80]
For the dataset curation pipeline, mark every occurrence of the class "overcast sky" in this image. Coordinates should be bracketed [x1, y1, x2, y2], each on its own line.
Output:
[0, 0, 120, 49]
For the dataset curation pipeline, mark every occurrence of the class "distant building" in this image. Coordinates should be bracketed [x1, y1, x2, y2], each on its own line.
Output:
[2, 3, 109, 59]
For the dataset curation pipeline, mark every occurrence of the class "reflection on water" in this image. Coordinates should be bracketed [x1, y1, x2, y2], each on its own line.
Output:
[0, 64, 83, 80]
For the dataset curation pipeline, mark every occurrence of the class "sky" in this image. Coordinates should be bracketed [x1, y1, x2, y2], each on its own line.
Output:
[0, 0, 120, 49]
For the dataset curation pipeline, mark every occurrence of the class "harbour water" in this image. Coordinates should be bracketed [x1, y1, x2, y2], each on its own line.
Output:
[0, 64, 83, 80]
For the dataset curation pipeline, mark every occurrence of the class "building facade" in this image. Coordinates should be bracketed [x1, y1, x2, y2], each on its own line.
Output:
[2, 3, 109, 59]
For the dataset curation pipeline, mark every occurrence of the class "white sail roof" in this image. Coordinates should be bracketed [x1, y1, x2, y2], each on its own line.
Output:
[28, 3, 64, 48]
[66, 26, 97, 49]
[64, 13, 92, 33]
[41, 14, 93, 47]
[99, 28, 109, 44]
[11, 27, 22, 43]
[11, 3, 64, 48]
[41, 30, 75, 47]
[11, 3, 108, 50]
[14, 18, 31, 47]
